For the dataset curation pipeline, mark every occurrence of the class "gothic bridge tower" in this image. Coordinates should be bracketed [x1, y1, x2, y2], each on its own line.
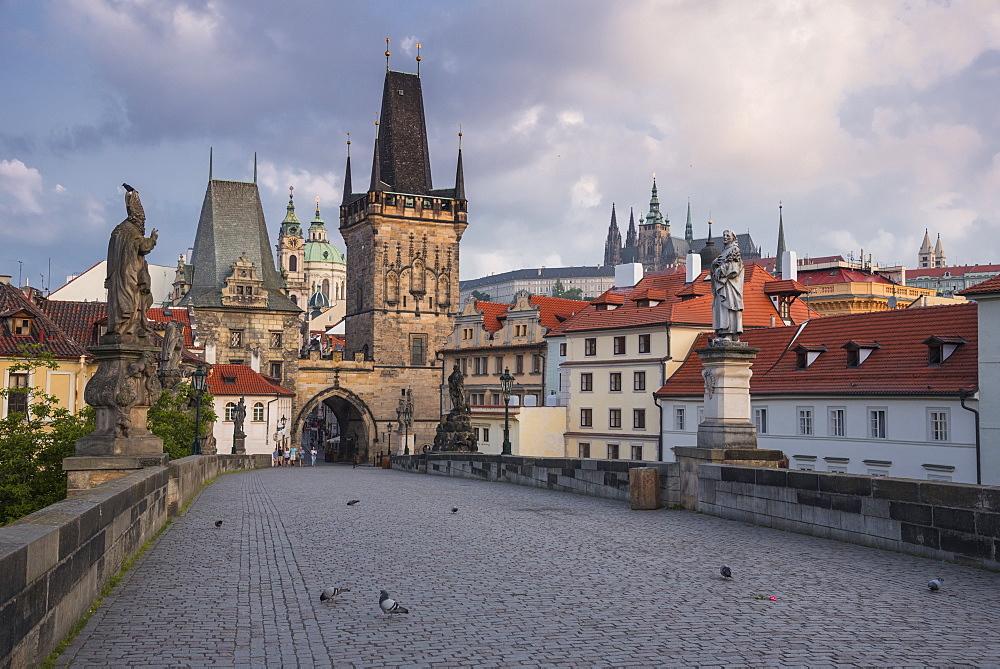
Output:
[294, 54, 467, 460]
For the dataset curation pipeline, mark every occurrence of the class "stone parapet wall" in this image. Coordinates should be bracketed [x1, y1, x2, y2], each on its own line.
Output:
[0, 454, 267, 668]
[699, 464, 1000, 571]
[392, 453, 680, 506]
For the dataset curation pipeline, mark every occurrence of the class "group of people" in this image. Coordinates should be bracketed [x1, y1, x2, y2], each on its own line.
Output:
[272, 445, 318, 467]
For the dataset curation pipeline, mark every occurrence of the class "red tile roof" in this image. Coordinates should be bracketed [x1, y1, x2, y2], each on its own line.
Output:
[655, 302, 977, 397]
[795, 268, 894, 286]
[472, 296, 589, 333]
[147, 307, 196, 347]
[559, 265, 818, 334]
[909, 264, 1000, 279]
[763, 279, 809, 295]
[40, 301, 197, 349]
[206, 364, 295, 396]
[959, 274, 1000, 295]
[0, 284, 90, 359]
[477, 301, 509, 332]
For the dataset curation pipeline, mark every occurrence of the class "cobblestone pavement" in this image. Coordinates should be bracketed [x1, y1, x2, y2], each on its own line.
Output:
[58, 464, 1000, 667]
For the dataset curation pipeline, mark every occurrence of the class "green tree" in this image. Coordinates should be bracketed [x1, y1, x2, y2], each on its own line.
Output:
[551, 279, 584, 300]
[148, 383, 216, 460]
[0, 345, 94, 525]
[470, 290, 491, 302]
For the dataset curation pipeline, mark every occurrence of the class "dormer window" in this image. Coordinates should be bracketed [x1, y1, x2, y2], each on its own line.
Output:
[794, 344, 827, 370]
[924, 336, 966, 365]
[841, 341, 881, 368]
[11, 317, 31, 336]
[222, 376, 237, 385]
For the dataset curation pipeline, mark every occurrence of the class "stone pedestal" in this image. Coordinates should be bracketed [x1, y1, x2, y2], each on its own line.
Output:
[232, 434, 246, 455]
[63, 454, 169, 497]
[64, 339, 166, 493]
[629, 467, 660, 510]
[432, 410, 477, 452]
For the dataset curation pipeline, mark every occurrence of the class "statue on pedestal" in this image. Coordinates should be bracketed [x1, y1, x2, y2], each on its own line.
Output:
[433, 364, 477, 452]
[158, 319, 184, 390]
[233, 397, 247, 439]
[710, 229, 745, 342]
[105, 184, 158, 342]
[448, 363, 469, 413]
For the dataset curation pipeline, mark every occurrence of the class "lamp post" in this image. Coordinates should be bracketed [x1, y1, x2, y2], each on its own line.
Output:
[500, 367, 514, 455]
[190, 365, 208, 456]
[386, 422, 395, 456]
[397, 389, 413, 456]
[279, 415, 287, 451]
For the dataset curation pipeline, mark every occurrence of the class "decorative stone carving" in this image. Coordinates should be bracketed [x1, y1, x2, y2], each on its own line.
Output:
[105, 184, 158, 342]
[233, 396, 247, 439]
[433, 365, 476, 452]
[221, 253, 269, 307]
[448, 363, 469, 413]
[710, 229, 745, 341]
[158, 319, 184, 390]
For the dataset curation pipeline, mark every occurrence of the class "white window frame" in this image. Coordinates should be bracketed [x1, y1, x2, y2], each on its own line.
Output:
[868, 407, 888, 440]
[828, 407, 846, 437]
[674, 406, 686, 431]
[797, 407, 814, 436]
[927, 408, 949, 442]
[753, 407, 767, 435]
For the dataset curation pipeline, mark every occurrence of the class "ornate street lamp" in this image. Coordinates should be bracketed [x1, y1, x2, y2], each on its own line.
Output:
[386, 422, 395, 456]
[500, 367, 514, 455]
[190, 365, 208, 456]
[397, 389, 413, 455]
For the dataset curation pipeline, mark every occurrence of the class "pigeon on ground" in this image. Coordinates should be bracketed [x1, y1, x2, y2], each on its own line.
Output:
[451, 507, 458, 513]
[379, 589, 409, 616]
[928, 578, 943, 591]
[320, 587, 350, 602]
[214, 520, 223, 528]
[347, 500, 360, 506]
[720, 565, 733, 579]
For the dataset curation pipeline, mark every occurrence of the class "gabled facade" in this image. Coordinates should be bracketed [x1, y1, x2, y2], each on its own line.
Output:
[206, 364, 294, 455]
[439, 292, 588, 409]
[560, 266, 816, 461]
[656, 303, 981, 483]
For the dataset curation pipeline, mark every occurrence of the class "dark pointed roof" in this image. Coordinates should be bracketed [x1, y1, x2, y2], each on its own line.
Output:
[181, 179, 299, 312]
[454, 146, 466, 201]
[684, 200, 693, 243]
[342, 151, 353, 205]
[374, 70, 432, 195]
[776, 204, 787, 275]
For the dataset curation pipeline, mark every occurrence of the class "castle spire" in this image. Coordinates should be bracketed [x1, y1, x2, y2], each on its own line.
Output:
[918, 228, 934, 268]
[342, 133, 353, 205]
[603, 203, 622, 266]
[454, 125, 466, 201]
[369, 113, 383, 192]
[775, 201, 786, 276]
[644, 175, 667, 226]
[684, 198, 693, 243]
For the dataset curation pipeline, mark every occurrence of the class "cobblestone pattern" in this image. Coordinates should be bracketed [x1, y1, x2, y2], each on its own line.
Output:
[701, 464, 1000, 570]
[395, 453, 681, 506]
[58, 464, 1000, 667]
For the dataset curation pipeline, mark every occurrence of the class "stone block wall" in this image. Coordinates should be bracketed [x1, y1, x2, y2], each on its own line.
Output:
[699, 464, 1000, 571]
[392, 453, 680, 506]
[0, 454, 268, 668]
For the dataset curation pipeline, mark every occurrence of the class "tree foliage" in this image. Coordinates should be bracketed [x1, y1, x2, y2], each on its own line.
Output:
[148, 383, 216, 461]
[470, 290, 491, 302]
[0, 346, 94, 526]
[551, 279, 584, 300]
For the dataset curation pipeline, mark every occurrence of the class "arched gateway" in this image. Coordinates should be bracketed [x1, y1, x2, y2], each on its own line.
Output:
[295, 386, 380, 464]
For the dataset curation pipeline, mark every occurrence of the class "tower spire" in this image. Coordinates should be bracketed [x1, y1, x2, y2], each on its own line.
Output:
[209, 147, 213, 180]
[416, 42, 422, 77]
[775, 201, 786, 276]
[454, 124, 465, 201]
[342, 133, 353, 205]
[684, 198, 693, 243]
[385, 38, 391, 71]
[369, 113, 383, 192]
[644, 174, 667, 226]
[253, 152, 257, 184]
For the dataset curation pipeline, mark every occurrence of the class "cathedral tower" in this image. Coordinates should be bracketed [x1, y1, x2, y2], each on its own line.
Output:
[603, 203, 623, 266]
[277, 187, 306, 307]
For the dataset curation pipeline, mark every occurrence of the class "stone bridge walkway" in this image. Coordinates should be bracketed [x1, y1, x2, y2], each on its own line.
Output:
[57, 464, 1000, 667]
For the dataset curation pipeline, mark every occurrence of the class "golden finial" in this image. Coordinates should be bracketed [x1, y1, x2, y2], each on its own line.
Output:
[458, 123, 463, 149]
[315, 196, 321, 216]
[346, 132, 351, 157]
[385, 38, 391, 70]
[779, 200, 783, 209]
[416, 42, 422, 76]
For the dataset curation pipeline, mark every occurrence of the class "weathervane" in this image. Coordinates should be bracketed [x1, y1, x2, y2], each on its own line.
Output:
[416, 42, 422, 76]
[385, 38, 391, 70]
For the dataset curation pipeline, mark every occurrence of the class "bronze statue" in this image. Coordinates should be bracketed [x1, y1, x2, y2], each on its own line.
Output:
[710, 229, 745, 340]
[233, 396, 247, 438]
[105, 184, 158, 340]
[448, 363, 469, 413]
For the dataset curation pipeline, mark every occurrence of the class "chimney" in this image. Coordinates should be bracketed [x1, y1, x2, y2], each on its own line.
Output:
[0, 275, 10, 285]
[685, 253, 701, 283]
[781, 251, 797, 281]
[614, 263, 644, 288]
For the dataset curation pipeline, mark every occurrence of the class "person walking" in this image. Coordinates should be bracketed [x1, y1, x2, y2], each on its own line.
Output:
[310, 446, 318, 466]
[289, 445, 298, 467]
[272, 446, 280, 468]
[282, 446, 290, 467]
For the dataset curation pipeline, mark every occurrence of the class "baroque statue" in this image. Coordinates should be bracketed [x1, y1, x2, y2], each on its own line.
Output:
[233, 397, 247, 439]
[105, 184, 158, 341]
[448, 363, 469, 413]
[710, 229, 745, 341]
[158, 319, 184, 389]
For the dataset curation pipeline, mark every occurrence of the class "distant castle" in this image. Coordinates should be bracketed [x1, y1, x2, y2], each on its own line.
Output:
[918, 229, 947, 269]
[603, 178, 760, 272]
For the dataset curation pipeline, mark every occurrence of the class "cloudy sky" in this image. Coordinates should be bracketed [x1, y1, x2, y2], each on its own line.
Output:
[2, 0, 1000, 291]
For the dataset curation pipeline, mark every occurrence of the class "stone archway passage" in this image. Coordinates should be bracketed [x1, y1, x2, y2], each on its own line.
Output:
[295, 387, 379, 464]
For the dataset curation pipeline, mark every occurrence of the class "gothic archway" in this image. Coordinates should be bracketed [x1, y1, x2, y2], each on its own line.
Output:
[294, 387, 380, 464]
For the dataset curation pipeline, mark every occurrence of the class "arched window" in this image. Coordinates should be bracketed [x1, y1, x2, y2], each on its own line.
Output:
[225, 402, 237, 421]
[253, 402, 265, 421]
[290, 294, 298, 305]
[322, 279, 330, 298]
[289, 255, 298, 271]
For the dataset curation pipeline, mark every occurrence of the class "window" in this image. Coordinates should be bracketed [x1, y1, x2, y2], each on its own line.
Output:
[639, 334, 651, 354]
[584, 338, 596, 356]
[869, 408, 887, 439]
[289, 255, 297, 271]
[491, 392, 501, 405]
[229, 330, 243, 348]
[580, 373, 593, 392]
[609, 408, 622, 429]
[481, 427, 490, 442]
[613, 336, 626, 355]
[514, 354, 524, 374]
[470, 393, 485, 406]
[928, 409, 949, 442]
[252, 402, 265, 421]
[473, 356, 488, 375]
[825, 458, 849, 473]
[410, 335, 427, 365]
[269, 362, 282, 378]
[12, 318, 31, 336]
[462, 328, 473, 341]
[607, 443, 620, 459]
[829, 408, 846, 437]
[458, 357, 468, 375]
[580, 408, 593, 428]
[633, 371, 645, 391]
[514, 324, 527, 337]
[225, 402, 237, 421]
[846, 349, 859, 368]
[674, 407, 686, 431]
[559, 342, 567, 356]
[532, 354, 542, 374]
[631, 444, 643, 460]
[494, 356, 504, 374]
[7, 373, 28, 415]
[579, 442, 591, 458]
[753, 407, 767, 434]
[794, 455, 817, 471]
[633, 409, 646, 429]
[270, 332, 282, 349]
[797, 407, 814, 436]
[609, 372, 622, 392]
